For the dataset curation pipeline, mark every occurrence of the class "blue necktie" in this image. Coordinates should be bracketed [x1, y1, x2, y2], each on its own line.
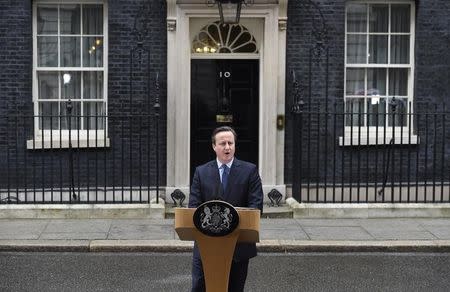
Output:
[221, 164, 229, 193]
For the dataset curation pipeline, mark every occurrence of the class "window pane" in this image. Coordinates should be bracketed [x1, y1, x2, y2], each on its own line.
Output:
[345, 99, 365, 126]
[234, 43, 257, 53]
[346, 68, 365, 95]
[388, 98, 408, 127]
[38, 72, 59, 99]
[38, 102, 59, 130]
[369, 4, 388, 33]
[369, 35, 387, 64]
[60, 101, 81, 130]
[61, 71, 81, 100]
[60, 36, 80, 67]
[229, 25, 241, 43]
[368, 68, 386, 96]
[37, 36, 58, 67]
[83, 102, 105, 130]
[391, 35, 410, 64]
[83, 4, 103, 35]
[37, 5, 58, 34]
[207, 24, 220, 45]
[389, 68, 408, 96]
[197, 31, 210, 45]
[391, 4, 410, 33]
[347, 4, 367, 33]
[83, 71, 103, 99]
[367, 98, 386, 127]
[83, 37, 103, 67]
[347, 35, 367, 63]
[60, 5, 81, 34]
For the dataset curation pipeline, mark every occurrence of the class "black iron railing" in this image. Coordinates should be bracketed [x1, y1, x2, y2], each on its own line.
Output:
[291, 101, 450, 203]
[0, 111, 160, 204]
[2, 103, 449, 204]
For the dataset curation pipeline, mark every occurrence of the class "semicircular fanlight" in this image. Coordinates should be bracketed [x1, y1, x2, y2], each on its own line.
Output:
[192, 21, 258, 54]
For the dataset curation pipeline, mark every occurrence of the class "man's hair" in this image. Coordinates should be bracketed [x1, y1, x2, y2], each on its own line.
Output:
[211, 126, 237, 145]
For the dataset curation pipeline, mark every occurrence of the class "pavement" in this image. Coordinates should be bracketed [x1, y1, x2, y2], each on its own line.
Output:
[1, 216, 450, 253]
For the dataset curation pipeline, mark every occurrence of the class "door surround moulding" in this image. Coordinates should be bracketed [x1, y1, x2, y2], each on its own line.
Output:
[165, 0, 288, 201]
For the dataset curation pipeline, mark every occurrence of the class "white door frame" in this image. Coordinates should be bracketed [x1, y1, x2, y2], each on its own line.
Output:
[165, 0, 288, 201]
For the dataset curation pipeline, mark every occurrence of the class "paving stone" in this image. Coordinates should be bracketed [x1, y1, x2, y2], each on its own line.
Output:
[260, 228, 309, 240]
[424, 226, 450, 240]
[43, 219, 111, 233]
[361, 218, 420, 227]
[417, 218, 450, 226]
[363, 229, 437, 240]
[260, 218, 302, 229]
[297, 219, 362, 227]
[111, 219, 173, 226]
[0, 233, 41, 240]
[0, 220, 48, 239]
[303, 226, 374, 240]
[40, 232, 108, 240]
[361, 220, 437, 240]
[108, 223, 175, 240]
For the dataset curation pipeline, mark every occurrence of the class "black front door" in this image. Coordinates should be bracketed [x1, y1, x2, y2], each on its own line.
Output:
[190, 59, 259, 178]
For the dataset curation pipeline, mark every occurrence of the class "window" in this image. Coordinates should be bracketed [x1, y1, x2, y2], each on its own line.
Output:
[32, 0, 107, 145]
[344, 1, 415, 143]
[192, 21, 258, 54]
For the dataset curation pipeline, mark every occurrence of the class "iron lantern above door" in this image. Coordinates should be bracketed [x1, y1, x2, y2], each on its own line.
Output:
[207, 0, 253, 25]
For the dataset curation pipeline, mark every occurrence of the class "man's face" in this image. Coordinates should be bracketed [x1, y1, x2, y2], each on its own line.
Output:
[212, 131, 235, 164]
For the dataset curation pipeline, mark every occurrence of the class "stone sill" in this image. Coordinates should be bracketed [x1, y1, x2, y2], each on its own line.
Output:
[339, 135, 419, 146]
[286, 198, 450, 218]
[26, 138, 110, 149]
[0, 202, 165, 219]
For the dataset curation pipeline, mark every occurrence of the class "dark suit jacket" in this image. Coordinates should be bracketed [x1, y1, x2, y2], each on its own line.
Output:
[189, 158, 264, 261]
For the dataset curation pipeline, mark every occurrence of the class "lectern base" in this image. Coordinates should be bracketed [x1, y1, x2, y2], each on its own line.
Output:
[194, 229, 239, 292]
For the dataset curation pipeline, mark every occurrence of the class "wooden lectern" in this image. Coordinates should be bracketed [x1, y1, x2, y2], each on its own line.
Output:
[175, 206, 260, 292]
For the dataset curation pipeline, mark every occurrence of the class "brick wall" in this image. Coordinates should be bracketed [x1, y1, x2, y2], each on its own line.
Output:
[108, 0, 167, 185]
[284, 0, 450, 190]
[415, 0, 450, 106]
[285, 0, 346, 185]
[0, 0, 33, 112]
[0, 0, 168, 196]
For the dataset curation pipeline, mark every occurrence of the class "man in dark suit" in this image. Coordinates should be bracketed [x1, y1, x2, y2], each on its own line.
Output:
[189, 126, 264, 292]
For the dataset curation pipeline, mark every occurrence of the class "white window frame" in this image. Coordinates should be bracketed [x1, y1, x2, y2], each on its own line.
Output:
[30, 0, 108, 149]
[342, 0, 417, 146]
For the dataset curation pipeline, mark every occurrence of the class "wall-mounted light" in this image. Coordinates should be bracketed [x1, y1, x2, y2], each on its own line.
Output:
[207, 0, 253, 25]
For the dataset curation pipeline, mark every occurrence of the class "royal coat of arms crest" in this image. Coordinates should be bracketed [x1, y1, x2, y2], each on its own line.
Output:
[193, 200, 240, 237]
